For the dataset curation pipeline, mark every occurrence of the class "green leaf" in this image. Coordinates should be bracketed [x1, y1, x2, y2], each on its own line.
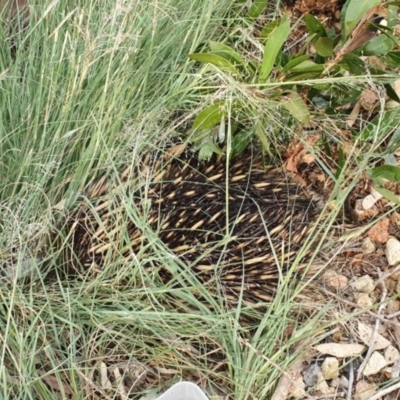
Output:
[386, 51, 400, 67]
[362, 35, 395, 56]
[260, 18, 282, 40]
[248, 0, 268, 19]
[385, 84, 400, 104]
[342, 53, 365, 74]
[255, 120, 270, 154]
[281, 92, 310, 124]
[315, 37, 334, 57]
[386, 128, 400, 154]
[231, 130, 253, 157]
[193, 101, 227, 131]
[259, 18, 290, 82]
[289, 60, 320, 70]
[198, 140, 223, 161]
[282, 55, 310, 72]
[209, 41, 246, 67]
[341, 0, 380, 39]
[370, 165, 400, 182]
[188, 53, 239, 75]
[335, 147, 346, 179]
[374, 186, 400, 205]
[304, 14, 326, 37]
[360, 109, 400, 141]
[285, 62, 324, 80]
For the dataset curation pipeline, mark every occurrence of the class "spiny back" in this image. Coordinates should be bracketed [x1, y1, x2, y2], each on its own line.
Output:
[65, 147, 322, 304]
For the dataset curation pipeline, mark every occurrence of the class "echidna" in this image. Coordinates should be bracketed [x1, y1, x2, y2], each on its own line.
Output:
[63, 146, 322, 305]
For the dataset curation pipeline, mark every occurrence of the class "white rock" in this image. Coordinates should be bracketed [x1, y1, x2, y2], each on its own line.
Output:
[387, 299, 400, 314]
[361, 237, 375, 253]
[352, 275, 375, 293]
[288, 376, 306, 398]
[386, 237, 400, 266]
[315, 371, 334, 395]
[363, 351, 387, 376]
[321, 357, 339, 380]
[385, 345, 400, 365]
[355, 293, 373, 308]
[338, 375, 349, 389]
[354, 381, 378, 400]
[362, 190, 383, 210]
[329, 377, 340, 388]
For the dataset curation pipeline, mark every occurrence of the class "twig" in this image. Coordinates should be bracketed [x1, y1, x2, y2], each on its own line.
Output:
[368, 381, 400, 400]
[356, 271, 388, 380]
[321, 287, 400, 327]
[347, 337, 354, 400]
[376, 264, 400, 284]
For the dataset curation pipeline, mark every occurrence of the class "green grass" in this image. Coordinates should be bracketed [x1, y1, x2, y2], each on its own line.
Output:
[1, 1, 399, 399]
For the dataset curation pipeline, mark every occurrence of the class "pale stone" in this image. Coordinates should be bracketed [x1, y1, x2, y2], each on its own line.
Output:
[387, 299, 400, 314]
[386, 237, 400, 266]
[321, 357, 339, 380]
[354, 381, 378, 400]
[385, 345, 400, 365]
[338, 375, 349, 389]
[355, 293, 373, 308]
[362, 190, 383, 209]
[315, 371, 334, 394]
[288, 376, 306, 398]
[363, 351, 387, 376]
[361, 237, 375, 253]
[352, 275, 375, 293]
[329, 377, 340, 388]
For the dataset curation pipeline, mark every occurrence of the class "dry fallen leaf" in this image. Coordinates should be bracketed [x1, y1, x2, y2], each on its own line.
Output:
[358, 321, 391, 351]
[314, 343, 365, 358]
[359, 88, 380, 111]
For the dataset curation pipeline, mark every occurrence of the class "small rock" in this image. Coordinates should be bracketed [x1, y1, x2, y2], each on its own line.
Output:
[354, 381, 378, 400]
[303, 364, 320, 386]
[288, 376, 306, 398]
[355, 293, 373, 308]
[392, 360, 400, 378]
[391, 267, 400, 280]
[358, 322, 391, 351]
[385, 345, 400, 365]
[322, 270, 348, 290]
[330, 377, 340, 388]
[352, 275, 375, 293]
[387, 299, 400, 314]
[363, 351, 387, 376]
[338, 375, 349, 389]
[362, 190, 383, 209]
[361, 237, 375, 253]
[386, 237, 400, 266]
[384, 366, 394, 378]
[321, 357, 339, 380]
[315, 371, 334, 395]
[396, 278, 400, 294]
